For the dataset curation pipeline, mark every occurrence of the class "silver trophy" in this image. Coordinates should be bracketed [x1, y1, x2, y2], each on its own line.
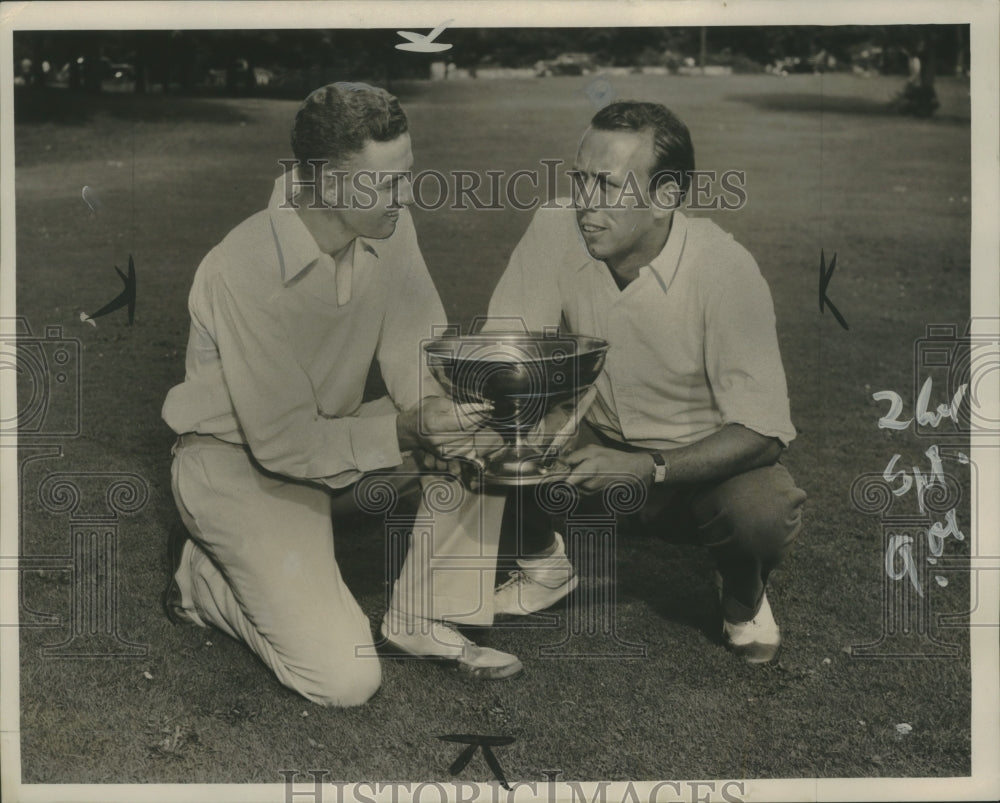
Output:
[423, 331, 609, 485]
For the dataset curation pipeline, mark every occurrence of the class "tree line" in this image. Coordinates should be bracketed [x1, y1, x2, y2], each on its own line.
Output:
[13, 25, 967, 99]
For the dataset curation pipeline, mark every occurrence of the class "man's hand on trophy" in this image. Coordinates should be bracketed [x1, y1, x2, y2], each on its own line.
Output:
[398, 396, 501, 467]
[523, 399, 575, 450]
[413, 428, 506, 483]
[563, 444, 654, 493]
[450, 428, 507, 461]
[414, 448, 467, 478]
[532, 387, 598, 461]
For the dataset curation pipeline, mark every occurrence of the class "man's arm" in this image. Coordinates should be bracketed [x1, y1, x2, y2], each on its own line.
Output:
[565, 241, 793, 492]
[377, 209, 449, 410]
[564, 423, 783, 493]
[485, 207, 566, 331]
[208, 273, 406, 488]
[703, 243, 796, 448]
[377, 210, 501, 470]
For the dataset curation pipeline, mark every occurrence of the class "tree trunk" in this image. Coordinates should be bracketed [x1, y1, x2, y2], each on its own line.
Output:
[918, 32, 935, 93]
[134, 60, 147, 94]
[901, 29, 939, 118]
[133, 32, 147, 93]
[82, 34, 102, 93]
[954, 25, 965, 77]
[177, 32, 197, 94]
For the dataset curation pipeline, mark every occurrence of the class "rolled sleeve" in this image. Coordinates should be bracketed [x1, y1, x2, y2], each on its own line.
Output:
[704, 263, 796, 446]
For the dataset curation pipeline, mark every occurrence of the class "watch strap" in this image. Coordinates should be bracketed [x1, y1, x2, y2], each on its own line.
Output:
[651, 452, 667, 484]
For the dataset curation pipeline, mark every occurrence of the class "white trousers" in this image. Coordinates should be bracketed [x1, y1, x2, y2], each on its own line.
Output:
[170, 434, 505, 707]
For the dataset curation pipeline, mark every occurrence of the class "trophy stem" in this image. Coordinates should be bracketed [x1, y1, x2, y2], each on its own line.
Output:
[423, 332, 609, 485]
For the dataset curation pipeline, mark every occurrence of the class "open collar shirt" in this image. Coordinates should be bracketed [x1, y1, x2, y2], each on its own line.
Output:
[487, 206, 796, 450]
[162, 177, 447, 488]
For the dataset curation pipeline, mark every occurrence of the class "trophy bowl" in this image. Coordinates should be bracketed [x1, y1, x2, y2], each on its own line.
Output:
[423, 331, 610, 485]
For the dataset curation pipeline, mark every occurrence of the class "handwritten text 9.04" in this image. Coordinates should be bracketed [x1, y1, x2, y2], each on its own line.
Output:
[872, 377, 968, 598]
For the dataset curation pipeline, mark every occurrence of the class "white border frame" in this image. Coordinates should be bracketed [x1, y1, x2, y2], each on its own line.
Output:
[2, 2, 998, 802]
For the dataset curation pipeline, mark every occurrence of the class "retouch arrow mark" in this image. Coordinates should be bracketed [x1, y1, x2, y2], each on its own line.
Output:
[438, 734, 514, 789]
[81, 254, 136, 326]
[819, 249, 849, 330]
[396, 19, 454, 52]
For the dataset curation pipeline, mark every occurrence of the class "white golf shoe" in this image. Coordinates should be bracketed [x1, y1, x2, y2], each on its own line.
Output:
[721, 591, 781, 665]
[494, 533, 578, 616]
[380, 618, 523, 680]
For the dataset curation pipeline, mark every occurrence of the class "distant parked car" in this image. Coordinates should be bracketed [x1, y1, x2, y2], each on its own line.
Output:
[109, 63, 134, 82]
[535, 52, 596, 77]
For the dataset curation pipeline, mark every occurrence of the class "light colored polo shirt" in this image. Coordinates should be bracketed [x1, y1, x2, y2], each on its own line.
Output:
[487, 205, 796, 449]
[162, 178, 447, 488]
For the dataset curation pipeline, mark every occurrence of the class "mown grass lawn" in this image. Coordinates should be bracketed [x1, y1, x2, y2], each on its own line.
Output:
[13, 72, 973, 784]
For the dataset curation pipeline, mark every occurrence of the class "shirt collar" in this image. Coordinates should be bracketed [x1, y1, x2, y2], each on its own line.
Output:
[267, 174, 379, 285]
[645, 210, 688, 293]
[576, 210, 688, 294]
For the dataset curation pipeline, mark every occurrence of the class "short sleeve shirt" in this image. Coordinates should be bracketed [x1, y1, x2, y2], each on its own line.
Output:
[487, 206, 796, 450]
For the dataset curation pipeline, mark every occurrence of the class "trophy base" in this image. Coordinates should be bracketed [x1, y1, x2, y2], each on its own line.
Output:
[480, 454, 573, 486]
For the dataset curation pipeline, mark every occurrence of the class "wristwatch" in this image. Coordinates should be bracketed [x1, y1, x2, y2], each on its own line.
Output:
[650, 452, 668, 484]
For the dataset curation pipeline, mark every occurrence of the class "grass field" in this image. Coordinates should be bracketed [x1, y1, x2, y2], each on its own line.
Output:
[12, 72, 974, 785]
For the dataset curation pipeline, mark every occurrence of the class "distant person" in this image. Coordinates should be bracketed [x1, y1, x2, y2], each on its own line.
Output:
[487, 101, 806, 664]
[898, 42, 938, 117]
[162, 83, 521, 707]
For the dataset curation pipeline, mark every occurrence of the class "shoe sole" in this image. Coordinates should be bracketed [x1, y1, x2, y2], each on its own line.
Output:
[161, 577, 194, 626]
[162, 527, 194, 626]
[494, 575, 580, 617]
[724, 638, 781, 665]
[380, 637, 524, 680]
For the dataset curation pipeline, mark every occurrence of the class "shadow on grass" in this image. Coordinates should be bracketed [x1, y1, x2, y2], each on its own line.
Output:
[14, 86, 253, 125]
[616, 536, 722, 638]
[332, 495, 420, 596]
[728, 91, 970, 125]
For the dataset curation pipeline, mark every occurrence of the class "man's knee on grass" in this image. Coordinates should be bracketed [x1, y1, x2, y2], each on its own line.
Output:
[291, 657, 382, 708]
